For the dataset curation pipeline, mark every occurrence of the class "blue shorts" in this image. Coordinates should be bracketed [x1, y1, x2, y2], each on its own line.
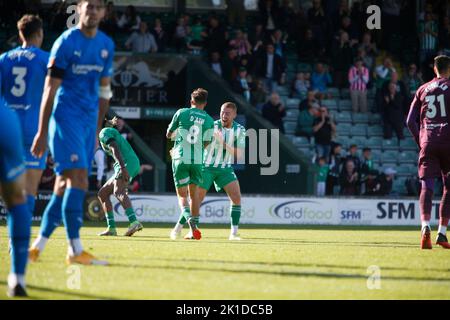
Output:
[48, 116, 96, 176]
[0, 107, 25, 183]
[15, 113, 48, 170]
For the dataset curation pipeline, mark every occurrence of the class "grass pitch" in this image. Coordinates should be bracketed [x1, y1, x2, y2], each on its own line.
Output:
[0, 222, 449, 300]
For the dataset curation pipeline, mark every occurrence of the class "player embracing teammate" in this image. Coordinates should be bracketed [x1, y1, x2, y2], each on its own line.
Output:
[167, 91, 246, 240]
[407, 55, 450, 249]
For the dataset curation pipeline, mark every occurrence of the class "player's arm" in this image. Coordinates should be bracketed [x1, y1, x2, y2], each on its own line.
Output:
[406, 92, 421, 146]
[166, 110, 180, 139]
[31, 75, 62, 158]
[214, 130, 244, 160]
[109, 140, 129, 182]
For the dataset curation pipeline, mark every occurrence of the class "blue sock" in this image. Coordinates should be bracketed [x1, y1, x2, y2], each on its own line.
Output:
[26, 194, 35, 215]
[8, 203, 32, 275]
[62, 188, 85, 240]
[40, 194, 63, 238]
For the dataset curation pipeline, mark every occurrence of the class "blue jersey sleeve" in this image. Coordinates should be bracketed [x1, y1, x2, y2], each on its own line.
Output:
[48, 34, 72, 70]
[101, 40, 114, 78]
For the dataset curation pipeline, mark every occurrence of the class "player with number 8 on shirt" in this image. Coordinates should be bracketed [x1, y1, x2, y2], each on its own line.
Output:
[167, 88, 214, 240]
[406, 55, 450, 249]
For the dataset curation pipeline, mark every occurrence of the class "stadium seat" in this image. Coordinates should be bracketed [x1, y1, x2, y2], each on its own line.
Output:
[367, 126, 383, 137]
[399, 138, 419, 151]
[297, 63, 312, 73]
[285, 98, 300, 109]
[277, 86, 290, 96]
[336, 123, 352, 136]
[370, 149, 382, 163]
[352, 113, 370, 124]
[284, 121, 297, 135]
[393, 177, 407, 195]
[368, 113, 382, 125]
[396, 164, 415, 177]
[321, 99, 338, 110]
[398, 151, 418, 164]
[292, 136, 311, 147]
[285, 109, 299, 121]
[381, 151, 399, 164]
[347, 136, 367, 148]
[350, 124, 367, 137]
[328, 87, 340, 97]
[340, 88, 350, 99]
[382, 138, 399, 150]
[366, 136, 383, 149]
[338, 99, 352, 111]
[335, 112, 352, 123]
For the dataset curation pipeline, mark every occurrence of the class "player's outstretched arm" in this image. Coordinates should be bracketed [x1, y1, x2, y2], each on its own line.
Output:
[31, 76, 62, 158]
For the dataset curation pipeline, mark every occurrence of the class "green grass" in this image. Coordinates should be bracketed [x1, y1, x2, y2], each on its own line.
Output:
[1, 222, 449, 300]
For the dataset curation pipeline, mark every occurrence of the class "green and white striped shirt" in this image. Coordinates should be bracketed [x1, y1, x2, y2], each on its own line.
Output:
[204, 120, 246, 169]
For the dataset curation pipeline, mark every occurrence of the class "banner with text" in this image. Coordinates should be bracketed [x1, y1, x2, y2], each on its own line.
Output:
[108, 195, 441, 226]
[111, 54, 187, 107]
[0, 193, 440, 226]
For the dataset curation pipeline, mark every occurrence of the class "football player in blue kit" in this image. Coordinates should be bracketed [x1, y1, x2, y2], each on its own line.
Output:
[29, 0, 114, 265]
[0, 14, 48, 216]
[0, 76, 31, 297]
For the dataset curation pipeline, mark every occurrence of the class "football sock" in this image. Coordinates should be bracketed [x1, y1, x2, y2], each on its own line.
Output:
[8, 273, 25, 288]
[125, 207, 137, 223]
[32, 235, 48, 252]
[438, 224, 447, 236]
[8, 203, 31, 276]
[62, 188, 85, 240]
[174, 222, 183, 233]
[177, 206, 190, 225]
[191, 216, 200, 228]
[421, 220, 430, 230]
[26, 194, 35, 215]
[106, 211, 116, 229]
[419, 185, 433, 223]
[68, 238, 83, 256]
[231, 205, 241, 231]
[231, 225, 239, 235]
[40, 193, 63, 238]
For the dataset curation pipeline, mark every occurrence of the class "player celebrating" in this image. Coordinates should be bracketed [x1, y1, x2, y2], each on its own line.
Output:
[0, 89, 31, 297]
[29, 0, 114, 265]
[406, 55, 450, 249]
[197, 102, 246, 240]
[0, 15, 49, 215]
[167, 88, 214, 240]
[97, 117, 143, 236]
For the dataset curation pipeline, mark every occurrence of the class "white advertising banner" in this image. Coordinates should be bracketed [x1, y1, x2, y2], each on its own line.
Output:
[110, 195, 441, 226]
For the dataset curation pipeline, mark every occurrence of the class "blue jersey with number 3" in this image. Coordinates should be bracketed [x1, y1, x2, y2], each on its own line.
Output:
[0, 46, 49, 144]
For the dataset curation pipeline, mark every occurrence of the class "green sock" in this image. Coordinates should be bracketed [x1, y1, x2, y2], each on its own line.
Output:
[106, 211, 116, 229]
[191, 216, 200, 228]
[125, 207, 137, 223]
[178, 207, 190, 224]
[231, 205, 241, 226]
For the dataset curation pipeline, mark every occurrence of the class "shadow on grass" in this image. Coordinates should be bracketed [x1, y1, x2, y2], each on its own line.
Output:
[0, 280, 117, 300]
[108, 262, 450, 283]
[137, 257, 450, 273]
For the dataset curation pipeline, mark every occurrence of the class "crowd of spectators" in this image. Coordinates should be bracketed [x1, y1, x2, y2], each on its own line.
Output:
[316, 144, 396, 197]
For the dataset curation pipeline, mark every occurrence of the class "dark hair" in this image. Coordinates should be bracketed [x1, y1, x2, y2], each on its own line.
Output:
[191, 88, 208, 105]
[349, 144, 357, 149]
[363, 147, 371, 152]
[17, 15, 42, 40]
[318, 156, 327, 162]
[434, 55, 450, 74]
